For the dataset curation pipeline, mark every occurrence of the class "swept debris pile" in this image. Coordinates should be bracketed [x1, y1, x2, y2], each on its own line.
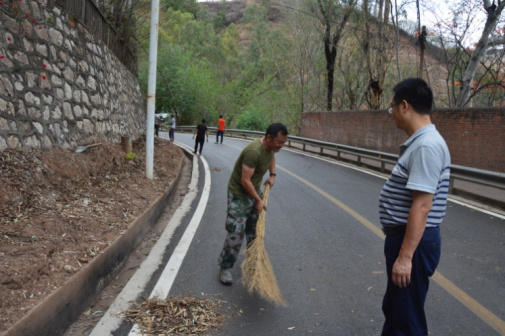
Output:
[125, 296, 225, 335]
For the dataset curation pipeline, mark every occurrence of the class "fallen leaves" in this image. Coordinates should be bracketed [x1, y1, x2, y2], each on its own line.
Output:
[0, 137, 185, 331]
[125, 296, 225, 335]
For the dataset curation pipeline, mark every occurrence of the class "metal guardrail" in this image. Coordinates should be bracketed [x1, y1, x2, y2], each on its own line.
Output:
[176, 126, 505, 194]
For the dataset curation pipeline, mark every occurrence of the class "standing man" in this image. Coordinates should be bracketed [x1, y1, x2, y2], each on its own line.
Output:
[192, 119, 209, 156]
[154, 114, 160, 137]
[379, 78, 451, 336]
[216, 115, 225, 144]
[218, 123, 288, 285]
[169, 114, 176, 142]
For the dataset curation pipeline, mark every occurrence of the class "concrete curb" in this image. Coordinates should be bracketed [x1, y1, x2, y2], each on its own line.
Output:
[3, 151, 191, 336]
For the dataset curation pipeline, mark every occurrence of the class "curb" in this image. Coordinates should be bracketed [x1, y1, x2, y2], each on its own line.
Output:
[3, 151, 191, 336]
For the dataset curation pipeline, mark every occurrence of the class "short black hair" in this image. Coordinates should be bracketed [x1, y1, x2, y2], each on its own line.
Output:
[265, 123, 288, 138]
[392, 78, 433, 114]
[202, 118, 206, 123]
[219, 115, 223, 118]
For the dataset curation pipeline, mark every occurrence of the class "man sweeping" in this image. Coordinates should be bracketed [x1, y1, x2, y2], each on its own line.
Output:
[217, 123, 288, 285]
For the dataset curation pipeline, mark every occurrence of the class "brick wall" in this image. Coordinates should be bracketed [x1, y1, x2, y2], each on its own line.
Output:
[300, 108, 505, 173]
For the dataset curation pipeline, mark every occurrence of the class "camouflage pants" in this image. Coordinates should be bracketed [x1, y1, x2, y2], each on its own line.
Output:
[218, 191, 261, 269]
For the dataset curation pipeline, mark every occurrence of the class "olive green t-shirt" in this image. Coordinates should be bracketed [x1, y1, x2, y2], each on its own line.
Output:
[228, 138, 274, 196]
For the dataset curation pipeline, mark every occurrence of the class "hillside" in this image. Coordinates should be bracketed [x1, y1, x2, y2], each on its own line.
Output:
[199, 0, 450, 106]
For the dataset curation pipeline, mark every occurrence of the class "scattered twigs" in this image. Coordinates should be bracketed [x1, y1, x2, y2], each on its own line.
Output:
[125, 296, 225, 335]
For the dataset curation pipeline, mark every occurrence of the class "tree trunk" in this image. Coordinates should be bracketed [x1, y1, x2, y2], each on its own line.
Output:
[361, 0, 391, 109]
[324, 31, 337, 111]
[418, 26, 427, 79]
[375, 0, 390, 108]
[456, 0, 505, 107]
[362, 0, 373, 82]
[317, 0, 354, 111]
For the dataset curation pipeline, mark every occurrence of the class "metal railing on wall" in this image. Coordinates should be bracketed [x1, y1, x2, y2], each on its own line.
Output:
[177, 126, 505, 207]
[54, 0, 137, 74]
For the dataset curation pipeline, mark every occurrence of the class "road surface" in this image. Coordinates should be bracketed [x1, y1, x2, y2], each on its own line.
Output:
[78, 132, 505, 336]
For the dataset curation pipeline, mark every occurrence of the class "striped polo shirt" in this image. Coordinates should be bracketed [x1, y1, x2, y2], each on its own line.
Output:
[379, 124, 451, 228]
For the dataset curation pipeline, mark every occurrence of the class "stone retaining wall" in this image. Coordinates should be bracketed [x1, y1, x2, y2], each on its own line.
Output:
[0, 1, 145, 151]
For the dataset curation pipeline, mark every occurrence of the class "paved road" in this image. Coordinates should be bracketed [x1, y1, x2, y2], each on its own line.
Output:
[90, 133, 505, 336]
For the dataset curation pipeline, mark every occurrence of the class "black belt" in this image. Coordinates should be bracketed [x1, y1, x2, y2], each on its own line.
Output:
[382, 225, 438, 236]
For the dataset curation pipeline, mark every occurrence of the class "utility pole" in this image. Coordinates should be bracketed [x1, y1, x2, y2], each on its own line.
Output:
[146, 0, 160, 179]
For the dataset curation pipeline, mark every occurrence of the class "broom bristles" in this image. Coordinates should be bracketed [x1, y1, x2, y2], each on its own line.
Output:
[240, 184, 286, 306]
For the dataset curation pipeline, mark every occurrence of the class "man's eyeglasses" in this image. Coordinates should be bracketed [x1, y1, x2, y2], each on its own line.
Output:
[387, 102, 400, 114]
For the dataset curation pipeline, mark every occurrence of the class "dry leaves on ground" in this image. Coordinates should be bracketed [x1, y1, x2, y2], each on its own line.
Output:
[0, 136, 184, 331]
[125, 296, 225, 335]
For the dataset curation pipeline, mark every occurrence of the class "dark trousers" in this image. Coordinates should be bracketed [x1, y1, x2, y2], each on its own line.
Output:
[216, 130, 224, 143]
[381, 228, 441, 336]
[169, 128, 175, 141]
[194, 138, 205, 154]
[154, 124, 159, 137]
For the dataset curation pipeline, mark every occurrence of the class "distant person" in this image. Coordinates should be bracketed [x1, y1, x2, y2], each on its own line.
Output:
[379, 78, 451, 335]
[193, 119, 209, 156]
[217, 123, 288, 285]
[154, 114, 160, 137]
[216, 115, 225, 144]
[169, 114, 176, 142]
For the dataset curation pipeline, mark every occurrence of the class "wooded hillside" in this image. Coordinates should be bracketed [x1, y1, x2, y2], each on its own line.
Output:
[135, 0, 505, 133]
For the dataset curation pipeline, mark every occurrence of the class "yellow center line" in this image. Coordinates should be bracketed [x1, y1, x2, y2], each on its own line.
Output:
[277, 165, 505, 335]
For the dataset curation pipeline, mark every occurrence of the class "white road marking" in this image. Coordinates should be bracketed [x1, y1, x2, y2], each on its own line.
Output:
[148, 154, 210, 299]
[90, 146, 210, 335]
[128, 148, 211, 336]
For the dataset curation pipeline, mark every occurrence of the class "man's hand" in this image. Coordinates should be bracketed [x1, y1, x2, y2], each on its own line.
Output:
[266, 176, 275, 188]
[392, 255, 412, 288]
[255, 199, 266, 213]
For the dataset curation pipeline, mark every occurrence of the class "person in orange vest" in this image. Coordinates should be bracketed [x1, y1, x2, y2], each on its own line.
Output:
[216, 115, 225, 144]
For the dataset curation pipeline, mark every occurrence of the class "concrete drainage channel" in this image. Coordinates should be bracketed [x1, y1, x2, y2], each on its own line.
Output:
[3, 150, 192, 336]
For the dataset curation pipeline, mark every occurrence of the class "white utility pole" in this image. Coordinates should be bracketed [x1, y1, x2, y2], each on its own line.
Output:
[145, 0, 160, 179]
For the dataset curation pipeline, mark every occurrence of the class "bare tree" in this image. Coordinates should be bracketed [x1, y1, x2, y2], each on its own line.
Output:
[361, 0, 393, 109]
[456, 0, 505, 107]
[310, 0, 357, 111]
[286, 2, 325, 115]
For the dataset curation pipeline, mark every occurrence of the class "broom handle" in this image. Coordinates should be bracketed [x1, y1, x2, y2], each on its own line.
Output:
[256, 183, 271, 238]
[263, 182, 271, 207]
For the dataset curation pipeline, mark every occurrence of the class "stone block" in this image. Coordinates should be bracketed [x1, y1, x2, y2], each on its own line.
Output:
[0, 75, 14, 97]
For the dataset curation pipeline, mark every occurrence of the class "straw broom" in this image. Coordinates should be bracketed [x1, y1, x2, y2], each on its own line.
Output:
[240, 183, 286, 306]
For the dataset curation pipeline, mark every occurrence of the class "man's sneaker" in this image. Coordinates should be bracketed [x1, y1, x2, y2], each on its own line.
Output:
[220, 268, 233, 285]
